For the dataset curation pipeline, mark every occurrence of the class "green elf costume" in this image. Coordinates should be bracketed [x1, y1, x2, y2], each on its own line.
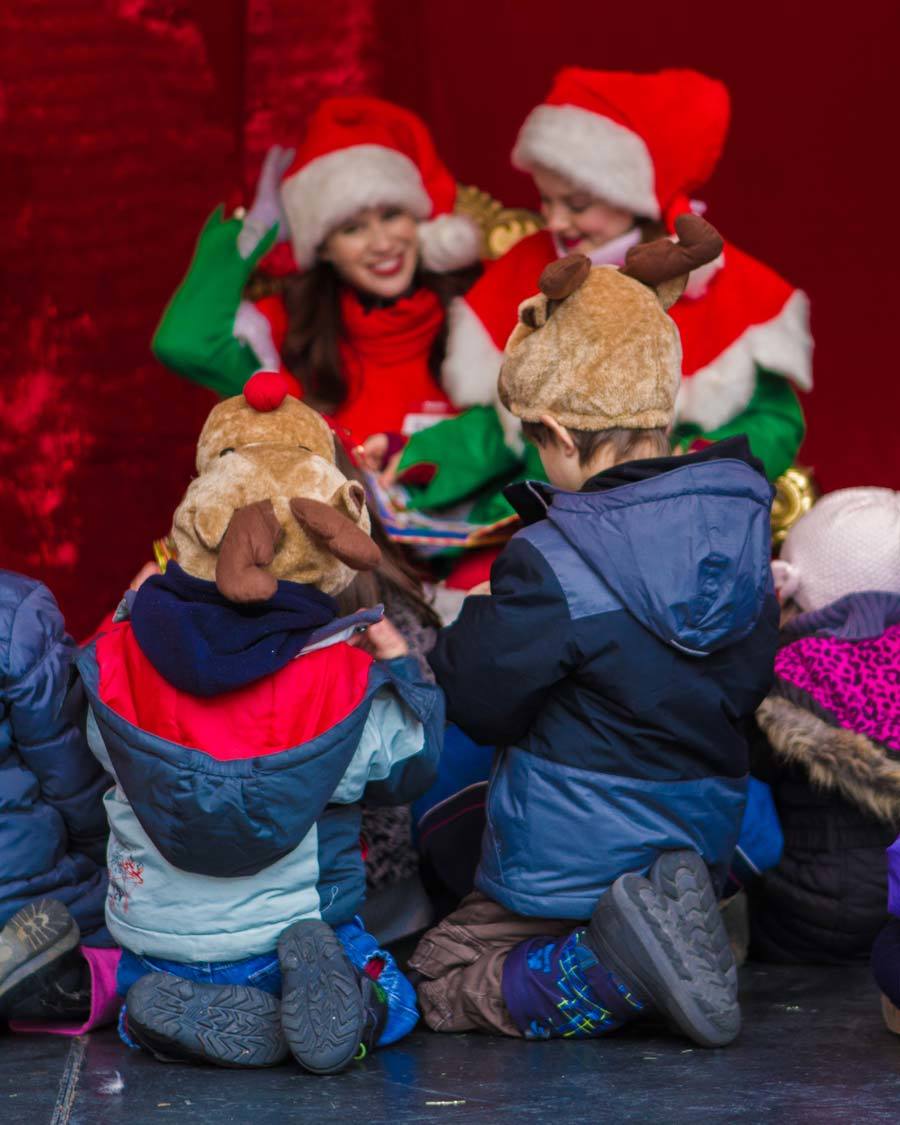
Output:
[394, 68, 813, 529]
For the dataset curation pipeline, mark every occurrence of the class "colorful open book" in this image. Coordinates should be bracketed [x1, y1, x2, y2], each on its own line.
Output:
[363, 472, 519, 555]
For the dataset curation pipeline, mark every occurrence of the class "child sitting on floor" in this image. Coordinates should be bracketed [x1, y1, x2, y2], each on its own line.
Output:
[753, 487, 900, 963]
[409, 218, 780, 1047]
[0, 571, 119, 1036]
[77, 377, 443, 1073]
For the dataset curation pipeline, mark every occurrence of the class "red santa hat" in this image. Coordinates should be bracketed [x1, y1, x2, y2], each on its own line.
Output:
[512, 68, 730, 227]
[280, 96, 480, 273]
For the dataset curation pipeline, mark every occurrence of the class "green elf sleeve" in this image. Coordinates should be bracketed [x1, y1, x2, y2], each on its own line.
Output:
[152, 207, 279, 397]
[397, 405, 525, 510]
[672, 368, 806, 482]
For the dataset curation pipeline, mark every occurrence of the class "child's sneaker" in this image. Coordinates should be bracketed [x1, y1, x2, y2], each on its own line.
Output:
[125, 974, 289, 1068]
[0, 899, 81, 1017]
[334, 916, 419, 1046]
[649, 849, 739, 987]
[585, 853, 740, 1048]
[278, 920, 387, 1074]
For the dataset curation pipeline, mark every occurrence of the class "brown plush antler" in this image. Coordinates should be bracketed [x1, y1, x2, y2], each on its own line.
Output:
[290, 498, 382, 572]
[215, 499, 283, 603]
[539, 254, 591, 300]
[622, 214, 723, 288]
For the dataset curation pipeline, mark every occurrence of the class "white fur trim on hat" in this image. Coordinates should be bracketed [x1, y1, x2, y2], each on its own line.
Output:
[675, 290, 813, 432]
[418, 213, 482, 272]
[441, 297, 505, 406]
[780, 488, 900, 611]
[280, 145, 431, 269]
[512, 104, 659, 220]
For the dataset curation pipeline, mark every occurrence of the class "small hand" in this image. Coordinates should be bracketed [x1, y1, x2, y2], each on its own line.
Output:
[241, 144, 296, 250]
[354, 433, 389, 473]
[351, 617, 409, 660]
[379, 450, 404, 489]
[129, 561, 160, 591]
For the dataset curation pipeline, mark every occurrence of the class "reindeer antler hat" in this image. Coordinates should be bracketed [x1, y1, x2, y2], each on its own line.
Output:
[498, 214, 724, 432]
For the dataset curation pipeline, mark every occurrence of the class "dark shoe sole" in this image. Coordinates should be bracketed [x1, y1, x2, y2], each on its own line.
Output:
[589, 874, 740, 1049]
[279, 920, 365, 1074]
[650, 850, 739, 989]
[0, 900, 80, 1013]
[126, 973, 288, 1068]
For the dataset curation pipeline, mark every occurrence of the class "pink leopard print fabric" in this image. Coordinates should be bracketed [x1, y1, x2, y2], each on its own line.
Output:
[774, 623, 900, 752]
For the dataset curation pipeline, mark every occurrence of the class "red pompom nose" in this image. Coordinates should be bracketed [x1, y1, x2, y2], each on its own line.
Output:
[242, 371, 300, 412]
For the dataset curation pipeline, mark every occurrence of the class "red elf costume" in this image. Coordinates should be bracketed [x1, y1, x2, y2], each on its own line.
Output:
[394, 68, 814, 528]
[152, 97, 481, 449]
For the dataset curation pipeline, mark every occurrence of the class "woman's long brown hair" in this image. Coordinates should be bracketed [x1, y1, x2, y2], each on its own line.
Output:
[332, 442, 442, 629]
[280, 261, 481, 415]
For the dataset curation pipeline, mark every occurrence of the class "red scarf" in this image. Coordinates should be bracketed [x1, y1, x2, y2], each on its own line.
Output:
[332, 286, 453, 446]
[256, 284, 454, 447]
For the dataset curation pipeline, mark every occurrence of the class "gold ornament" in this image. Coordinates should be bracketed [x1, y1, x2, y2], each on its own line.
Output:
[771, 466, 818, 548]
[454, 184, 543, 260]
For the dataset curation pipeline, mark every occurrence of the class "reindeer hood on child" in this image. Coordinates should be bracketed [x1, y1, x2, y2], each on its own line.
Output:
[76, 375, 442, 963]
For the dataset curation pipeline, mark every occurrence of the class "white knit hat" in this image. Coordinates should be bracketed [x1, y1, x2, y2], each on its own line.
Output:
[773, 488, 900, 611]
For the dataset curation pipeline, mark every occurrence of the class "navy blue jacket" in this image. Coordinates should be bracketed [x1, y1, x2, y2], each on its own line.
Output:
[429, 440, 780, 919]
[0, 572, 109, 941]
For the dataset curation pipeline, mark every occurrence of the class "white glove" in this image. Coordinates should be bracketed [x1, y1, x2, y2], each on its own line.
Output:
[237, 144, 296, 259]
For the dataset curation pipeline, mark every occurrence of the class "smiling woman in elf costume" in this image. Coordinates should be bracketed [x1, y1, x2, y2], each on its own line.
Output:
[388, 68, 813, 532]
[152, 96, 481, 453]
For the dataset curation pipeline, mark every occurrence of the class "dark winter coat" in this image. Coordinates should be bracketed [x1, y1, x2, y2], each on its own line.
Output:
[751, 592, 900, 964]
[78, 591, 444, 963]
[429, 439, 780, 919]
[0, 571, 109, 941]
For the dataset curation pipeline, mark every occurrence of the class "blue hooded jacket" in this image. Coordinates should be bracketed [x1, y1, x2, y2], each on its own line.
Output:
[0, 571, 110, 942]
[429, 439, 780, 919]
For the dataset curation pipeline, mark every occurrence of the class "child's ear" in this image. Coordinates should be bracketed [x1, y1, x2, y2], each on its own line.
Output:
[771, 559, 801, 602]
[539, 414, 577, 457]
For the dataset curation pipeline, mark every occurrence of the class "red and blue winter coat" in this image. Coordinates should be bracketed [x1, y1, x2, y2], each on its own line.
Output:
[76, 568, 444, 964]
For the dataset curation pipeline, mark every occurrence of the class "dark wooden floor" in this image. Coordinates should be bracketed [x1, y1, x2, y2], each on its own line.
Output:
[2, 964, 898, 1124]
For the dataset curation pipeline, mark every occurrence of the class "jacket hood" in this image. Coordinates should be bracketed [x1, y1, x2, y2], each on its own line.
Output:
[511, 448, 774, 655]
[76, 634, 435, 878]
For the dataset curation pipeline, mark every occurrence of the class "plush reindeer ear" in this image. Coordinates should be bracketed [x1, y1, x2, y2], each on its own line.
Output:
[622, 214, 724, 310]
[194, 505, 232, 552]
[215, 499, 283, 603]
[290, 485, 381, 573]
[518, 293, 551, 330]
[539, 254, 591, 300]
[517, 253, 593, 330]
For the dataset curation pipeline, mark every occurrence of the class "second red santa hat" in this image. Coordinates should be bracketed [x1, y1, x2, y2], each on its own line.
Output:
[512, 68, 730, 227]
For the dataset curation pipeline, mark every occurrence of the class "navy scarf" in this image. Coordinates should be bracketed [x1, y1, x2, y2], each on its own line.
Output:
[130, 563, 338, 697]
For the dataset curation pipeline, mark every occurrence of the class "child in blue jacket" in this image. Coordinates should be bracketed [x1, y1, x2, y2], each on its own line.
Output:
[409, 220, 779, 1046]
[0, 570, 119, 1034]
[79, 380, 444, 1073]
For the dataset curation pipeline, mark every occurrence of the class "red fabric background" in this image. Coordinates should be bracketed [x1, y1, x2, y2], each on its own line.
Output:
[1, 0, 898, 636]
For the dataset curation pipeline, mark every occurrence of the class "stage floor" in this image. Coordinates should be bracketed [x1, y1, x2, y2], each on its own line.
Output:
[2, 964, 897, 1124]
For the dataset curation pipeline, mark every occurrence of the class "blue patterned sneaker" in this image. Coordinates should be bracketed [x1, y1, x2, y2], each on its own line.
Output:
[334, 916, 419, 1046]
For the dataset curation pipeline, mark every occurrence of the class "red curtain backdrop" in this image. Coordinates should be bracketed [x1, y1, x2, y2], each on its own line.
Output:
[1, 0, 898, 636]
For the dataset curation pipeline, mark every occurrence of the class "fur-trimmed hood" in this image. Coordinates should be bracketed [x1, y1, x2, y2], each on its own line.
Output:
[757, 592, 900, 824]
[757, 696, 900, 825]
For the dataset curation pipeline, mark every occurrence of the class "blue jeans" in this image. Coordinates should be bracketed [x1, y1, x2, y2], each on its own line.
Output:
[117, 948, 282, 998]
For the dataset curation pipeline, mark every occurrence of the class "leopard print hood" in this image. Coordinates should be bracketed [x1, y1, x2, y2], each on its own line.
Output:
[757, 591, 900, 823]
